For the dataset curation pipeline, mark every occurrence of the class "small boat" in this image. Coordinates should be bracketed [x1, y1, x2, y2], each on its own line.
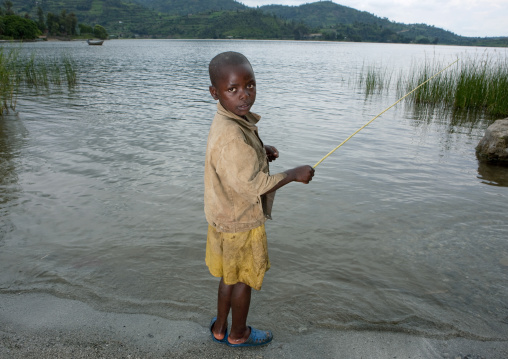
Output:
[87, 39, 104, 46]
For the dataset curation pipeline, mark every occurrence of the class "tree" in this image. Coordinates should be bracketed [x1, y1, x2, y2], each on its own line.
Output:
[46, 12, 59, 35]
[79, 23, 93, 35]
[63, 12, 77, 35]
[4, 1, 13, 15]
[36, 6, 46, 32]
[2, 15, 41, 39]
[44, 10, 79, 36]
[93, 24, 108, 39]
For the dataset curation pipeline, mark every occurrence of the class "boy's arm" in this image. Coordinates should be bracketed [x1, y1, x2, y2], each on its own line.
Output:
[262, 165, 315, 195]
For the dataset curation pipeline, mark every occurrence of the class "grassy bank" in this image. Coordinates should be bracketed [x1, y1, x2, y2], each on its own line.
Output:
[0, 48, 77, 115]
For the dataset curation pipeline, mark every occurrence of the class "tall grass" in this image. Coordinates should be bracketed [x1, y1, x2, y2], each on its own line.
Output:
[357, 53, 508, 122]
[396, 54, 508, 119]
[0, 48, 20, 116]
[356, 62, 393, 96]
[63, 55, 77, 87]
[0, 47, 78, 115]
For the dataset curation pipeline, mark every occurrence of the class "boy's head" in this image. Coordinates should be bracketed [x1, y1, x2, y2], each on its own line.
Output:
[208, 52, 256, 117]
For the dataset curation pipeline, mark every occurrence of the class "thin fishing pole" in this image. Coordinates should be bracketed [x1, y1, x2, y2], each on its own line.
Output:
[313, 58, 460, 169]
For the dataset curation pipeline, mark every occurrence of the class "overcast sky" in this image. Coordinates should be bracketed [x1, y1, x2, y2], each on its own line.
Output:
[239, 0, 507, 37]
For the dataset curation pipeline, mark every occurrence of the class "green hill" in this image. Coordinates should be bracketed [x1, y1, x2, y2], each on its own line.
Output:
[14, 0, 163, 37]
[130, 0, 246, 15]
[260, 1, 391, 28]
[9, 0, 508, 46]
[10, 0, 304, 40]
[259, 1, 506, 46]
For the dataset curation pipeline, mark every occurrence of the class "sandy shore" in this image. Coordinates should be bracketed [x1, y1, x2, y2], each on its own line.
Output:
[1, 293, 506, 359]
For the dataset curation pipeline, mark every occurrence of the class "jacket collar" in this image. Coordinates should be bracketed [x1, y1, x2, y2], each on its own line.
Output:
[216, 103, 260, 131]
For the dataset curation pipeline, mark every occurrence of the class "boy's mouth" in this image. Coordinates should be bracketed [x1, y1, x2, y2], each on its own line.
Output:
[238, 103, 251, 110]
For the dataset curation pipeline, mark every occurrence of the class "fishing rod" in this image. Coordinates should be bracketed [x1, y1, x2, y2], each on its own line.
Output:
[313, 58, 460, 169]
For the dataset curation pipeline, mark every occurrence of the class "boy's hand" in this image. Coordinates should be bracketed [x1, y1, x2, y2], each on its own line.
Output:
[289, 165, 315, 184]
[262, 165, 315, 195]
[264, 145, 279, 162]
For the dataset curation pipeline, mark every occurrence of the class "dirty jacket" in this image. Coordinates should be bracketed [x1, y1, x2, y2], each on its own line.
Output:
[204, 103, 287, 233]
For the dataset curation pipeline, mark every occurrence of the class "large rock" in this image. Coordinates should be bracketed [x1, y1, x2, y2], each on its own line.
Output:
[476, 118, 508, 163]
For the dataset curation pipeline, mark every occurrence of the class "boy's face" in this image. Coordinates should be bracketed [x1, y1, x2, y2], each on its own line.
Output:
[209, 63, 256, 117]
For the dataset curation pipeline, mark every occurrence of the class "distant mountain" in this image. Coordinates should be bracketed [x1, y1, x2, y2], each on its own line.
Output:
[260, 1, 391, 28]
[131, 0, 247, 15]
[15, 0, 159, 33]
[259, 1, 463, 43]
[10, 0, 507, 46]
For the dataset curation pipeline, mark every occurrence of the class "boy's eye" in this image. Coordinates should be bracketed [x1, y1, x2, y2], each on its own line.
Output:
[228, 88, 236, 92]
[247, 83, 255, 89]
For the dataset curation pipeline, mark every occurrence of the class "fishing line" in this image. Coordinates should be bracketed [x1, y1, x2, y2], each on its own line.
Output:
[313, 58, 460, 169]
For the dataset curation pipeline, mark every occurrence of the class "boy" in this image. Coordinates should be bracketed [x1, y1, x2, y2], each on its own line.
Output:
[205, 51, 314, 347]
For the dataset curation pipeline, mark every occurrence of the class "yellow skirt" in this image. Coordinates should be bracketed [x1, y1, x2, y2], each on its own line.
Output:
[205, 224, 270, 291]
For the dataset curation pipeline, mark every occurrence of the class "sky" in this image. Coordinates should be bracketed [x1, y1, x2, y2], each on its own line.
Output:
[239, 0, 508, 37]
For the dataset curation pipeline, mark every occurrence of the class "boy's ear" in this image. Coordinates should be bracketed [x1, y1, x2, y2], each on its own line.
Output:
[209, 86, 219, 100]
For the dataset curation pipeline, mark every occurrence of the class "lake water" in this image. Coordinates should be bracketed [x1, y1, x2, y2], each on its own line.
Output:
[1, 39, 507, 341]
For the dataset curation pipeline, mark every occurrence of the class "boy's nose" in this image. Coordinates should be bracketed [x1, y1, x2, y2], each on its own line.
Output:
[238, 88, 249, 99]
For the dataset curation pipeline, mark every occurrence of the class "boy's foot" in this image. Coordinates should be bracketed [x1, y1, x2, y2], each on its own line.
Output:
[209, 317, 228, 344]
[227, 326, 273, 347]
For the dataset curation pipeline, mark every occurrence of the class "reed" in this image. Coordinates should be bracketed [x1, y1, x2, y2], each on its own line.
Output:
[0, 48, 78, 115]
[0, 48, 20, 115]
[357, 63, 393, 95]
[397, 54, 508, 119]
[63, 55, 77, 87]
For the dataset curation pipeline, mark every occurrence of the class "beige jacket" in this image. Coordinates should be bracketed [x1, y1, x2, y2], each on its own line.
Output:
[204, 103, 287, 233]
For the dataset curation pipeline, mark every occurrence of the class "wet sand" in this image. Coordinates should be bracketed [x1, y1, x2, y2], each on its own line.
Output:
[1, 293, 507, 359]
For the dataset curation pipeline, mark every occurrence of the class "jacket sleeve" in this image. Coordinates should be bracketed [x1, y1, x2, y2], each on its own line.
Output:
[217, 137, 286, 201]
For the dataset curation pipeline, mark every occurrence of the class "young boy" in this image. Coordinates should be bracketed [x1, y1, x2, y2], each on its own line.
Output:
[205, 51, 314, 347]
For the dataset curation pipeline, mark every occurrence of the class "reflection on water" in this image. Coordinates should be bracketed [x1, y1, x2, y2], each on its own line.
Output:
[477, 161, 508, 186]
[0, 40, 507, 341]
[0, 114, 25, 240]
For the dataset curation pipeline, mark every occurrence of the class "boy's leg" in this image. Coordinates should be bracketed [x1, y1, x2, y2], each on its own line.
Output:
[212, 279, 252, 343]
[228, 282, 252, 344]
[211, 278, 232, 340]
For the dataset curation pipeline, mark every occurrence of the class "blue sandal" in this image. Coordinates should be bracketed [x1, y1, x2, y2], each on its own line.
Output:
[209, 317, 228, 344]
[227, 326, 273, 347]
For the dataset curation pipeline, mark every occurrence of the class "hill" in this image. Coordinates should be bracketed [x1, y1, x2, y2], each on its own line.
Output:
[14, 0, 162, 37]
[9, 0, 508, 46]
[259, 1, 506, 46]
[10, 0, 304, 40]
[260, 1, 390, 28]
[130, 0, 246, 15]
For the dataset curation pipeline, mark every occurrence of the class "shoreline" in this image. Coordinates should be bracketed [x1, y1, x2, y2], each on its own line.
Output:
[1, 293, 506, 359]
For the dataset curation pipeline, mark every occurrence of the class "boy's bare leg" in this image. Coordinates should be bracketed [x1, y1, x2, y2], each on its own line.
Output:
[213, 279, 252, 343]
[212, 278, 231, 340]
[228, 282, 251, 344]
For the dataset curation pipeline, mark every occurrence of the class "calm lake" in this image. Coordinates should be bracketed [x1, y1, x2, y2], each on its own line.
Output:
[1, 39, 507, 341]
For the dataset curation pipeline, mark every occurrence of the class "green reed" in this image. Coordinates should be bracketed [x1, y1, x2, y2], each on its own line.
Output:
[397, 54, 508, 119]
[0, 47, 78, 115]
[0, 48, 20, 115]
[357, 63, 393, 96]
[21, 54, 77, 89]
[63, 55, 77, 87]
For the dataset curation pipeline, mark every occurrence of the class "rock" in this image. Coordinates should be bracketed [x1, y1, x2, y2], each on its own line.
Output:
[476, 118, 508, 163]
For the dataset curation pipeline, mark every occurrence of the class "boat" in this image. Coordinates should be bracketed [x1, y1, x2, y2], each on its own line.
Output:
[87, 39, 104, 46]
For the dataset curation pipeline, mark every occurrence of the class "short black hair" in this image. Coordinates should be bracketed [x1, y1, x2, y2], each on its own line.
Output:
[209, 51, 253, 87]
